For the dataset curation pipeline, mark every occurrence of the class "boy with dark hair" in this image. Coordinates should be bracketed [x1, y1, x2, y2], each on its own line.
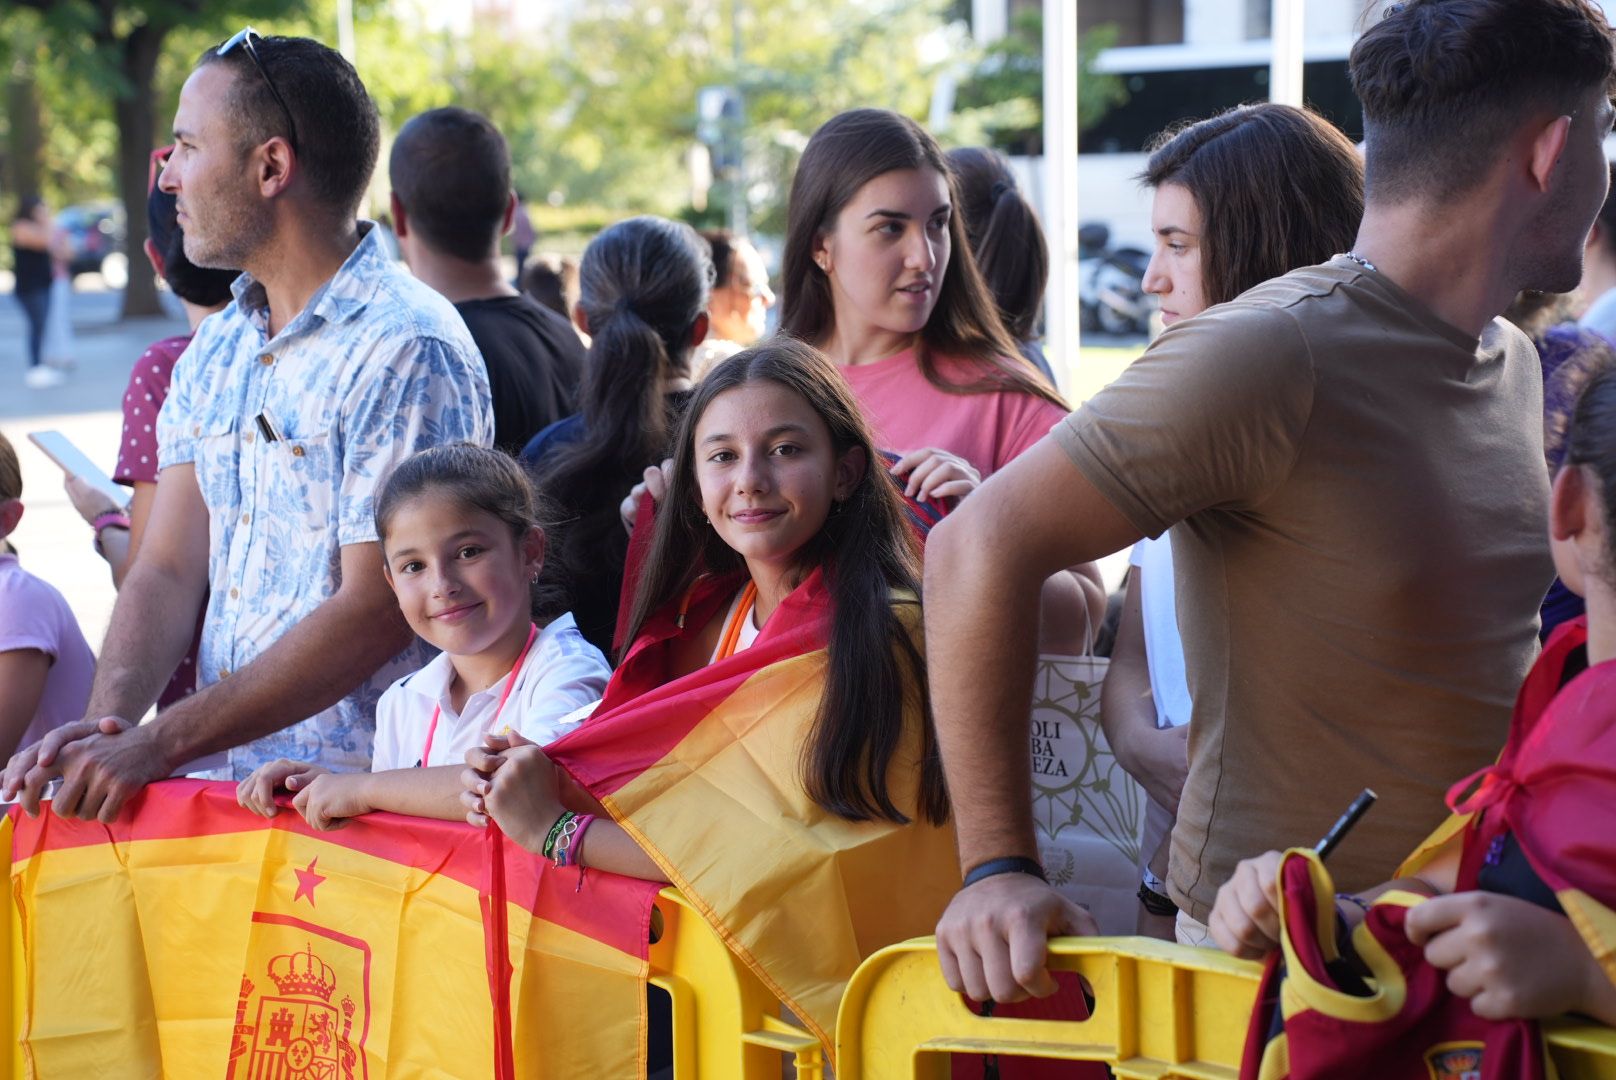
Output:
[390, 107, 585, 452]
[923, 0, 1616, 1005]
[1, 31, 493, 817]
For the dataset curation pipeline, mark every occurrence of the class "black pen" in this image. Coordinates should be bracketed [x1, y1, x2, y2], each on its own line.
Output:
[1315, 788, 1377, 862]
[254, 411, 281, 443]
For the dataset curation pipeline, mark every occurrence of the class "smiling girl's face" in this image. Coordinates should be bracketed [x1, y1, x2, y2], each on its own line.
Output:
[381, 490, 543, 659]
[694, 380, 864, 574]
[814, 167, 952, 349]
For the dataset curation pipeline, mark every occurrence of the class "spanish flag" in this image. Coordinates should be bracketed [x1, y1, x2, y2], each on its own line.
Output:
[4, 780, 661, 1078]
[551, 568, 960, 1064]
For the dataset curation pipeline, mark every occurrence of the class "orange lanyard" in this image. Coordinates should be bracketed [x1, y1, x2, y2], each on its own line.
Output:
[714, 581, 758, 661]
[420, 622, 538, 768]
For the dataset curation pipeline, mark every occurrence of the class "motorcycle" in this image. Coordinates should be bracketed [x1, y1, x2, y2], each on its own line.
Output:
[1078, 222, 1152, 338]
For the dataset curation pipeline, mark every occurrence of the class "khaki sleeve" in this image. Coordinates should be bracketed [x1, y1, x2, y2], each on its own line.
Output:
[1052, 304, 1315, 537]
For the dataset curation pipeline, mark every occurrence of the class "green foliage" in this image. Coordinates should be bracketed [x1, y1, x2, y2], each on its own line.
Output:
[953, 11, 1127, 155]
[5, 0, 988, 270]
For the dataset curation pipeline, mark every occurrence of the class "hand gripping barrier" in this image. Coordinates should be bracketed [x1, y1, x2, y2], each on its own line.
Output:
[832, 936, 1616, 1080]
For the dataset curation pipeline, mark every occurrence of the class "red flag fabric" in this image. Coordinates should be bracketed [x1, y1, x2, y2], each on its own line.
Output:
[1241, 849, 1550, 1080]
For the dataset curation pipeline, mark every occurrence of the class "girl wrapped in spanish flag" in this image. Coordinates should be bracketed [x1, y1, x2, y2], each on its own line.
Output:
[460, 337, 960, 1057]
[1212, 361, 1616, 1077]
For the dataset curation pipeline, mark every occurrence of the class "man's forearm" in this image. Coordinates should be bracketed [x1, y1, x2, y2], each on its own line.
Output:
[87, 558, 209, 723]
[150, 593, 413, 770]
[925, 514, 1048, 869]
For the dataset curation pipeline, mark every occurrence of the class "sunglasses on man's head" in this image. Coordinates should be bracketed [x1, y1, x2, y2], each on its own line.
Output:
[217, 27, 300, 153]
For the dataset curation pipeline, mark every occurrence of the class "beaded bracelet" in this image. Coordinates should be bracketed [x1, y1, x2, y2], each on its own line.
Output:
[541, 811, 577, 861]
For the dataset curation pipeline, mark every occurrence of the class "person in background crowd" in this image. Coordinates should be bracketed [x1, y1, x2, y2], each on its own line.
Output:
[510, 189, 536, 283]
[778, 107, 1104, 644]
[946, 147, 1058, 385]
[926, 0, 1611, 1002]
[0, 31, 492, 821]
[1578, 163, 1616, 339]
[522, 216, 712, 655]
[1100, 103, 1363, 939]
[238, 445, 608, 828]
[41, 211, 76, 373]
[691, 229, 775, 378]
[1499, 288, 1616, 640]
[521, 256, 576, 322]
[0, 431, 95, 763]
[61, 149, 238, 711]
[390, 107, 587, 453]
[11, 197, 60, 390]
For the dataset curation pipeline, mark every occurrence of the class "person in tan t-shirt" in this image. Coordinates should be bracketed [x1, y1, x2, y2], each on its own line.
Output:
[921, 0, 1616, 1007]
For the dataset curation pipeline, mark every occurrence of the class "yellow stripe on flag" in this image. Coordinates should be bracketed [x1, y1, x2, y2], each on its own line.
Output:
[602, 648, 960, 1057]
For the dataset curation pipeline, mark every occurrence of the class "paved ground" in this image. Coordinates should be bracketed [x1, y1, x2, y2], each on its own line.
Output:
[3, 283, 188, 651]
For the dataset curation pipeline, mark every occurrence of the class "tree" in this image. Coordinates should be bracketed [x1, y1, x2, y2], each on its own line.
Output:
[13, 0, 307, 317]
[953, 11, 1127, 155]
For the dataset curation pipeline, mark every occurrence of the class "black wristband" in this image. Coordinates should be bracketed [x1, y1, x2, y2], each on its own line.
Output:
[1137, 881, 1179, 917]
[962, 856, 1047, 889]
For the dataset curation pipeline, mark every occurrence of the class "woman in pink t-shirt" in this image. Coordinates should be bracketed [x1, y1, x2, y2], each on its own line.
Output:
[777, 108, 1102, 641]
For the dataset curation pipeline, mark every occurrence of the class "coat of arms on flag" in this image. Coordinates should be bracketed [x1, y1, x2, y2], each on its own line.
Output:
[1424, 1043, 1483, 1080]
[227, 918, 369, 1080]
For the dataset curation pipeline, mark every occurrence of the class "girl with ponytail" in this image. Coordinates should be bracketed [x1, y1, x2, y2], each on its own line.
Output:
[946, 146, 1056, 383]
[521, 216, 713, 654]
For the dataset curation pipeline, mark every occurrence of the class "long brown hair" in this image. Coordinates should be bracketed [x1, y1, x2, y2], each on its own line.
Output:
[947, 146, 1049, 343]
[779, 108, 1064, 408]
[1142, 103, 1363, 308]
[531, 216, 712, 643]
[624, 338, 949, 826]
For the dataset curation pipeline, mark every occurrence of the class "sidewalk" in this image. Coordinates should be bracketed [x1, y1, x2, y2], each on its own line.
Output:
[3, 284, 188, 651]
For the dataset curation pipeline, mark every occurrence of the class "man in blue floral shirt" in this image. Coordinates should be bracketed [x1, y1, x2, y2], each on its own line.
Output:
[2, 34, 493, 818]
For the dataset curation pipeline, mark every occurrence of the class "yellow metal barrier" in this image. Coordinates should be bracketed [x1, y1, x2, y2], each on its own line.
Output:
[834, 936, 1616, 1080]
[648, 887, 825, 1079]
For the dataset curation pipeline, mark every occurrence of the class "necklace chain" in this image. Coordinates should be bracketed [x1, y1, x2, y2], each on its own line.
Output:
[1342, 251, 1378, 274]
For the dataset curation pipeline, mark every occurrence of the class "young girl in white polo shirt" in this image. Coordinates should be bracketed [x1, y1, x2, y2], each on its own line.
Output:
[237, 444, 609, 828]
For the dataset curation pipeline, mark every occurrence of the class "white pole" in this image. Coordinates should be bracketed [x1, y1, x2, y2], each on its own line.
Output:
[1270, 0, 1304, 106]
[337, 0, 356, 64]
[1043, 0, 1080, 390]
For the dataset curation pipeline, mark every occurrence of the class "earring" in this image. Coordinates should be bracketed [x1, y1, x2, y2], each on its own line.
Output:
[530, 572, 540, 583]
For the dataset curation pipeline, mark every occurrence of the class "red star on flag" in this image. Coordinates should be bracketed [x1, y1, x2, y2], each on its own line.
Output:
[293, 857, 326, 907]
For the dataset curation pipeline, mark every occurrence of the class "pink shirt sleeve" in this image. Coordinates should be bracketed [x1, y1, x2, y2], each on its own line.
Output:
[114, 337, 187, 486]
[991, 394, 1070, 473]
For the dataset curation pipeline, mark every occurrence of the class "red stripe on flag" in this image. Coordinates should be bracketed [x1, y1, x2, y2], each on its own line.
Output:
[484, 824, 516, 1080]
